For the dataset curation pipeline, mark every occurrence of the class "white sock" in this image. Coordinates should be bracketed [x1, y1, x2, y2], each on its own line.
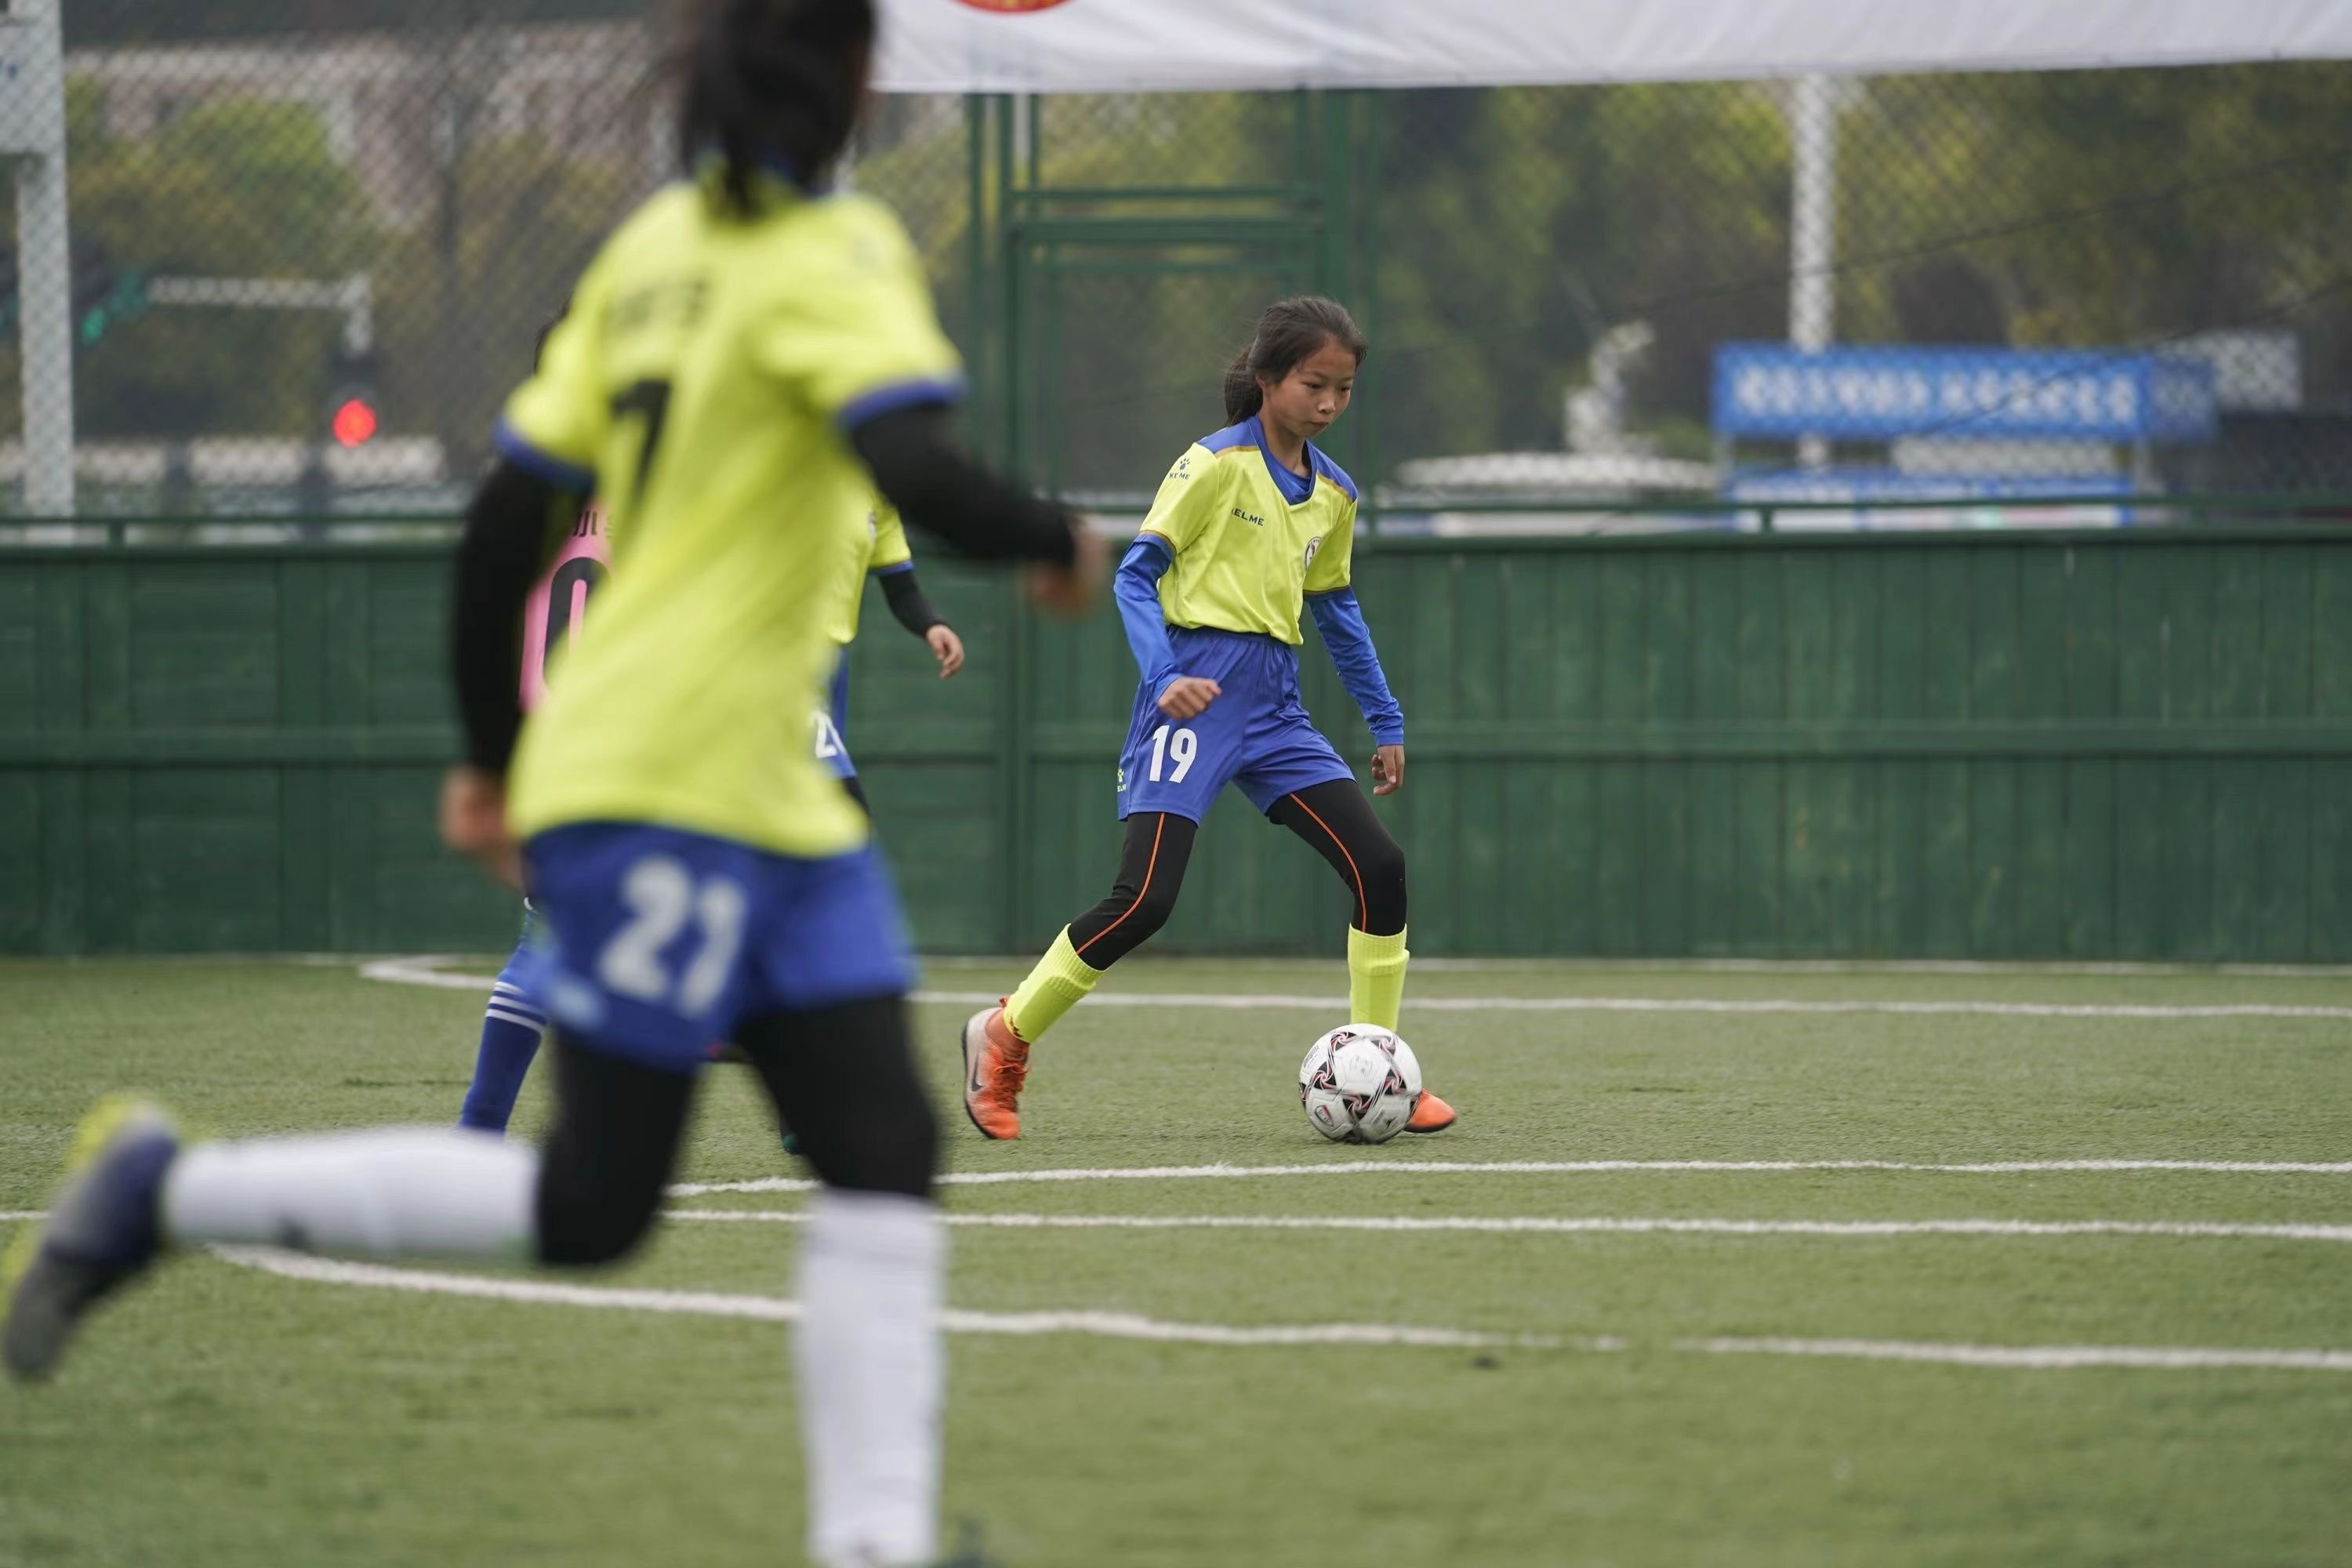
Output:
[162, 1127, 537, 1260]
[795, 1189, 945, 1568]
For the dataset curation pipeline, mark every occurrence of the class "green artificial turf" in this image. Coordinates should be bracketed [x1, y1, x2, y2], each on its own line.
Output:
[2, 955, 2348, 1566]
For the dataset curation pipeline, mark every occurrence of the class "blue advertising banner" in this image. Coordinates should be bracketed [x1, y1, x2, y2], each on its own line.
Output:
[1712, 345, 2217, 443]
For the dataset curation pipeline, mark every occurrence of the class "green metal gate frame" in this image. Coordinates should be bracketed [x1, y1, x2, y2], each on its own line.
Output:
[960, 90, 1379, 944]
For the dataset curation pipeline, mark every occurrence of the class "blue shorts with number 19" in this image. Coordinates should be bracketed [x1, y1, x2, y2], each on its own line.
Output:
[1116, 626, 1354, 822]
[512, 822, 916, 1075]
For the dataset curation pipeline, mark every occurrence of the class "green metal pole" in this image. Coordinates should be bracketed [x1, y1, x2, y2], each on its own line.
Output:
[1358, 91, 1381, 535]
[1290, 88, 1312, 192]
[1317, 92, 1349, 295]
[964, 94, 991, 463]
[996, 95, 1020, 474]
[1040, 251, 1064, 500]
[1323, 91, 1369, 495]
[998, 93, 1033, 952]
[1026, 93, 1043, 194]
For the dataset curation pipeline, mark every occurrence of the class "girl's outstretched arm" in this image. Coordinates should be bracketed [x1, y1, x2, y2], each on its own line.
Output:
[1306, 586, 1404, 746]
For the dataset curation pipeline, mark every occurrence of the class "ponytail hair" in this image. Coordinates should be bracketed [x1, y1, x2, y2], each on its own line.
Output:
[1222, 295, 1368, 423]
[677, 0, 875, 216]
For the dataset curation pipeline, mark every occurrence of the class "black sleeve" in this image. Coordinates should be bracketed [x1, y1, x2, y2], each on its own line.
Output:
[878, 567, 946, 637]
[449, 459, 582, 775]
[849, 404, 1078, 568]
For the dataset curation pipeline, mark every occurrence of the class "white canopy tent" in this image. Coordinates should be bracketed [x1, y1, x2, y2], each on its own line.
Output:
[877, 0, 2352, 95]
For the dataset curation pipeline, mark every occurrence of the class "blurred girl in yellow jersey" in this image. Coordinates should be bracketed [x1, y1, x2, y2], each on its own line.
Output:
[5, 5, 1100, 1564]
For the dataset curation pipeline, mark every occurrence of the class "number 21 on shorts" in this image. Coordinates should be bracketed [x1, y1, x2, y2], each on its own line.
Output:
[1147, 724, 1196, 783]
[597, 855, 747, 1014]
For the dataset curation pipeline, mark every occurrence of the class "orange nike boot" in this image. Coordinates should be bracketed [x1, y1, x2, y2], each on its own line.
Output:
[960, 1004, 1030, 1140]
[1405, 1089, 1457, 1134]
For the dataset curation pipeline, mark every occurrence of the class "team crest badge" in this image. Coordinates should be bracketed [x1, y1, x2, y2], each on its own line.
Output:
[1303, 535, 1323, 571]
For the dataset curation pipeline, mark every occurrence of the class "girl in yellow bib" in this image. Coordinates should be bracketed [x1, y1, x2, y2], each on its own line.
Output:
[963, 296, 1455, 1140]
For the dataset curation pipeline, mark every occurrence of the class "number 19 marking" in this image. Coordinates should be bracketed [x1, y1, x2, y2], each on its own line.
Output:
[1147, 724, 1197, 783]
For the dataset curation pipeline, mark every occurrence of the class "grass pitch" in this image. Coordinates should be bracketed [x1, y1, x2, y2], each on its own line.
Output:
[3, 954, 2350, 1566]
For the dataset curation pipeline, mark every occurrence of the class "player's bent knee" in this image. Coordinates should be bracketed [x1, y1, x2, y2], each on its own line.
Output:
[807, 1090, 937, 1200]
[535, 1160, 666, 1266]
[1131, 878, 1183, 940]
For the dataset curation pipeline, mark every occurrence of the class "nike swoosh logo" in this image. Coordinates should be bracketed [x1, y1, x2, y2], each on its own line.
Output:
[967, 1032, 987, 1097]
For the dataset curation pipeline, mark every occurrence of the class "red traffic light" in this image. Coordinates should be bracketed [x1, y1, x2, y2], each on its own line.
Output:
[330, 397, 379, 448]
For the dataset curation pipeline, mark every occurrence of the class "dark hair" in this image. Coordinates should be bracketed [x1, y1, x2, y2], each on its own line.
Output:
[678, 0, 875, 216]
[1221, 296, 1368, 423]
[532, 305, 568, 371]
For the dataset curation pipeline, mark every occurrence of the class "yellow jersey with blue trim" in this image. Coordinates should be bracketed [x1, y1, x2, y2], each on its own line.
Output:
[828, 497, 914, 648]
[1136, 416, 1359, 645]
[496, 175, 963, 859]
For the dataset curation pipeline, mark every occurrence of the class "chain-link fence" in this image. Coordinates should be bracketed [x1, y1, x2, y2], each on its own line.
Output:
[1370, 71, 2352, 528]
[7, 2, 2350, 523]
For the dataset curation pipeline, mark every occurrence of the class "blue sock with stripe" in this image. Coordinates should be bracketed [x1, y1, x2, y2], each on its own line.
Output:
[459, 971, 546, 1134]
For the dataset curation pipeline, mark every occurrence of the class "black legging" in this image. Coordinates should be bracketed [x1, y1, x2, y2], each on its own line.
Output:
[533, 996, 935, 1266]
[1065, 778, 1406, 971]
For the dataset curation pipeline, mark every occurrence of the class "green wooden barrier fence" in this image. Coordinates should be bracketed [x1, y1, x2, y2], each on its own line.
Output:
[5, 527, 2350, 960]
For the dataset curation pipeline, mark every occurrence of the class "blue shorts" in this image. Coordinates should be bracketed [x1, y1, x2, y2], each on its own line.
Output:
[813, 655, 855, 779]
[491, 898, 537, 993]
[1116, 627, 1355, 822]
[512, 822, 914, 1074]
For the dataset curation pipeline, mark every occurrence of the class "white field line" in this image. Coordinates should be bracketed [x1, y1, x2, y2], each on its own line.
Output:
[901, 956, 2352, 979]
[905, 991, 2352, 1021]
[358, 956, 495, 992]
[209, 1247, 2352, 1372]
[669, 1157, 2352, 1196]
[20, 1210, 2352, 1248]
[356, 956, 2352, 1021]
[0, 1210, 44, 1222]
[1406, 958, 2352, 978]
[1687, 1337, 2352, 1372]
[21, 1161, 2339, 1229]
[212, 1248, 1544, 1349]
[662, 1211, 2352, 1245]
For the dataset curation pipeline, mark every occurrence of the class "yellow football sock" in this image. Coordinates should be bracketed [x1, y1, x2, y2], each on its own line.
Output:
[1004, 927, 1103, 1045]
[1348, 925, 1410, 1031]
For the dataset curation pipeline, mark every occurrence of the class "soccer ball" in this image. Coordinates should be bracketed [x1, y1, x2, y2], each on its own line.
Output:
[1298, 1025, 1422, 1145]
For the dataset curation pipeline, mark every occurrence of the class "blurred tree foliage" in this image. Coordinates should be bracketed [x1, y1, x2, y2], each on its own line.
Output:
[2, 79, 628, 470]
[0, 83, 378, 439]
[1365, 64, 2352, 471]
[10, 53, 2352, 497]
[374, 135, 630, 477]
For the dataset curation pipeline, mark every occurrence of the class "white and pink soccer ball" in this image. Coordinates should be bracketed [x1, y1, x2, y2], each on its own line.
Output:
[1298, 1024, 1422, 1145]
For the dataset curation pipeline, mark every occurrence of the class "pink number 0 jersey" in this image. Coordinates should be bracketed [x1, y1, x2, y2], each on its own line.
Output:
[518, 506, 611, 710]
